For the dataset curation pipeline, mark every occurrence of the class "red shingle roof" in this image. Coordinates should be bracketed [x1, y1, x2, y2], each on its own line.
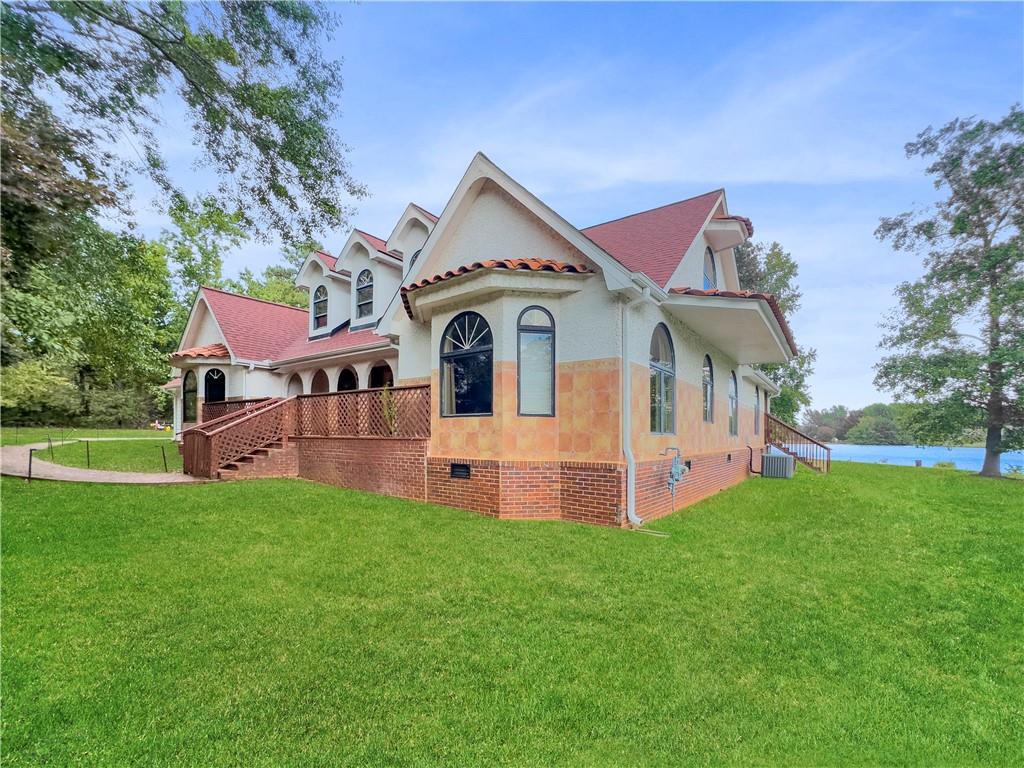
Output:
[400, 259, 591, 318]
[669, 287, 796, 354]
[354, 229, 403, 261]
[314, 249, 339, 271]
[162, 377, 181, 390]
[199, 287, 308, 362]
[171, 343, 230, 360]
[411, 203, 439, 222]
[581, 190, 724, 288]
[189, 287, 392, 365]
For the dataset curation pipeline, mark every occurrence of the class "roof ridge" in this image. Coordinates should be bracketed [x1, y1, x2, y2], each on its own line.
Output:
[410, 202, 439, 221]
[353, 228, 387, 245]
[581, 188, 723, 231]
[201, 285, 308, 313]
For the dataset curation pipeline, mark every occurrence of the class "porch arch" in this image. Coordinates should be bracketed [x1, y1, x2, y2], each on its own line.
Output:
[311, 369, 330, 394]
[287, 373, 303, 397]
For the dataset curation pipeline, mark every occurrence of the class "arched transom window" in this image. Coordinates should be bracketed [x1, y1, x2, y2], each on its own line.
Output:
[518, 306, 555, 416]
[702, 355, 714, 423]
[183, 370, 197, 422]
[205, 368, 225, 403]
[313, 285, 328, 329]
[729, 371, 739, 436]
[440, 312, 493, 417]
[649, 324, 675, 434]
[356, 269, 374, 319]
[703, 247, 717, 290]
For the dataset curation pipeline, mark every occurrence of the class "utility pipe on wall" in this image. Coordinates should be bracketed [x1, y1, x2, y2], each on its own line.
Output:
[620, 295, 643, 527]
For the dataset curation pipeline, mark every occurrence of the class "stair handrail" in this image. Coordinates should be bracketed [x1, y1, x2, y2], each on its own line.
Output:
[204, 396, 298, 476]
[765, 413, 831, 473]
[765, 413, 829, 447]
[183, 397, 281, 436]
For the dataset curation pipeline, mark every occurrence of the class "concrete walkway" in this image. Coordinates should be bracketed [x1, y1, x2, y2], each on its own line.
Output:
[1, 440, 205, 484]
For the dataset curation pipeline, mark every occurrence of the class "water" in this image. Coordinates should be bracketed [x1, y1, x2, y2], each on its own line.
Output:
[826, 443, 1024, 473]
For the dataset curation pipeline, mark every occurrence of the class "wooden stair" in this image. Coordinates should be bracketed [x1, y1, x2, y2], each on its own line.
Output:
[765, 413, 831, 473]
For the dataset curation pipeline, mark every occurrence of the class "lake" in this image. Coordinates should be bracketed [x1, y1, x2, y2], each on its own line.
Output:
[825, 443, 1024, 473]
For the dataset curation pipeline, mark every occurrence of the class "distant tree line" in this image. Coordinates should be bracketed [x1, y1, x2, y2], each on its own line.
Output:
[801, 402, 987, 447]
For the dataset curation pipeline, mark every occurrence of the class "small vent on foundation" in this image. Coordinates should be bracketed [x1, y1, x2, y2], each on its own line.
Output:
[727, 453, 732, 462]
[451, 463, 471, 479]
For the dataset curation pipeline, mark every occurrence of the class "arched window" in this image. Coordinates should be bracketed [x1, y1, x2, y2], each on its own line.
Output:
[311, 369, 329, 394]
[728, 371, 739, 436]
[183, 370, 197, 422]
[440, 311, 493, 416]
[205, 368, 225, 403]
[754, 385, 761, 435]
[518, 306, 555, 416]
[313, 285, 328, 330]
[703, 247, 717, 290]
[356, 269, 373, 319]
[287, 373, 303, 397]
[649, 324, 675, 434]
[337, 368, 358, 391]
[369, 362, 394, 389]
[702, 355, 714, 423]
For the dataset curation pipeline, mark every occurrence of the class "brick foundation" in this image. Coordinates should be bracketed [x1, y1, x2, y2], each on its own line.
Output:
[295, 437, 427, 501]
[636, 448, 753, 523]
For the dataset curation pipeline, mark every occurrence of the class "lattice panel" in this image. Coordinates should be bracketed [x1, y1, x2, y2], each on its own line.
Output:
[212, 402, 288, 467]
[294, 386, 431, 439]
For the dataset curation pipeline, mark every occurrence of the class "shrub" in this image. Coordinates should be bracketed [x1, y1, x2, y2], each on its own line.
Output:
[933, 461, 957, 470]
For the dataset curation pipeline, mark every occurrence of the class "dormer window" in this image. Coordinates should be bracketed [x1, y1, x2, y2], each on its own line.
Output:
[313, 285, 328, 330]
[703, 247, 717, 290]
[356, 270, 373, 319]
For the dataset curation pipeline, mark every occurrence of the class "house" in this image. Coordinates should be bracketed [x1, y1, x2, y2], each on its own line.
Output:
[170, 153, 808, 526]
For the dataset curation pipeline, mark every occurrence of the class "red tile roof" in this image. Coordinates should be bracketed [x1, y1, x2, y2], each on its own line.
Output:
[400, 259, 591, 318]
[580, 190, 724, 288]
[189, 287, 392, 365]
[668, 287, 796, 354]
[171, 343, 230, 360]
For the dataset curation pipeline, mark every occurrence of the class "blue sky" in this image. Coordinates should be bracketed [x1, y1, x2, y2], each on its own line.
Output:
[135, 2, 1023, 410]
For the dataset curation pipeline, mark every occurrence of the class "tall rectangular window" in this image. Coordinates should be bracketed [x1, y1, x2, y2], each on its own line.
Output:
[518, 307, 555, 416]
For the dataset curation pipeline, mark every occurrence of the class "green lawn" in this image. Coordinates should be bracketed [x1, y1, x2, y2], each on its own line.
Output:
[2, 464, 1021, 766]
[0, 426, 170, 446]
[45, 438, 182, 473]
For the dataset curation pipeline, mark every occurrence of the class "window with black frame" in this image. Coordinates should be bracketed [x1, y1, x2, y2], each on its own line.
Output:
[440, 312, 493, 416]
[312, 285, 328, 329]
[356, 270, 373, 319]
[702, 355, 714, 423]
[517, 306, 555, 416]
[183, 370, 197, 422]
[729, 371, 739, 436]
[649, 324, 675, 433]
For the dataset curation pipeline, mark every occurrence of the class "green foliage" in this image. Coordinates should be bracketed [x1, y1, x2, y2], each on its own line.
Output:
[0, 360, 80, 423]
[875, 105, 1024, 475]
[933, 461, 957, 470]
[4, 464, 1022, 764]
[1, 0, 364, 245]
[47, 438, 180, 473]
[220, 239, 323, 308]
[734, 240, 816, 423]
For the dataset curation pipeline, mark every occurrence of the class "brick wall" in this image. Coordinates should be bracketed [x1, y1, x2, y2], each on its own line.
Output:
[636, 448, 753, 523]
[296, 437, 427, 501]
[559, 462, 625, 526]
[498, 461, 561, 520]
[426, 457, 501, 516]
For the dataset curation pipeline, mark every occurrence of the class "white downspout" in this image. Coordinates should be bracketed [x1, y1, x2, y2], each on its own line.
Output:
[621, 295, 643, 527]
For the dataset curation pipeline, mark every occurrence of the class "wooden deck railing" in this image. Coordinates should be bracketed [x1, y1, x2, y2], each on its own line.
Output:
[202, 397, 271, 423]
[182, 385, 432, 477]
[765, 413, 831, 473]
[295, 385, 431, 439]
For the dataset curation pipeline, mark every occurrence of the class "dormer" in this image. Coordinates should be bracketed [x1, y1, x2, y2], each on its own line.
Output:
[295, 249, 351, 336]
[331, 230, 404, 330]
[385, 203, 437, 278]
[663, 193, 752, 293]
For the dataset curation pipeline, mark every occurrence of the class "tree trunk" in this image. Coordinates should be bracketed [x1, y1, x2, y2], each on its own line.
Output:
[980, 423, 1002, 477]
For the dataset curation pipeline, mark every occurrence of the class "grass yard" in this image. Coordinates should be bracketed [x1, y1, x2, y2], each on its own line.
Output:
[0, 426, 169, 446]
[45, 438, 182, 474]
[2, 463, 1021, 766]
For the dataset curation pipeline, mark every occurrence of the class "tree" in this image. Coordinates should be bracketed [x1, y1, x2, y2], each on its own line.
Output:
[221, 239, 323, 308]
[802, 404, 861, 443]
[734, 240, 818, 424]
[875, 105, 1023, 477]
[1, 1, 364, 247]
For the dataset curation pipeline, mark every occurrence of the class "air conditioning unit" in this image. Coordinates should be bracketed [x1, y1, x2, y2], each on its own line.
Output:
[762, 453, 795, 479]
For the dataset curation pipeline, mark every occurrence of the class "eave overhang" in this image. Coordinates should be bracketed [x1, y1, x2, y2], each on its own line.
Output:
[663, 291, 795, 364]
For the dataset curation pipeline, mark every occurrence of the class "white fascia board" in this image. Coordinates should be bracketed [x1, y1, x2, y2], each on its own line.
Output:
[740, 365, 781, 395]
[270, 340, 393, 370]
[177, 291, 237, 363]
